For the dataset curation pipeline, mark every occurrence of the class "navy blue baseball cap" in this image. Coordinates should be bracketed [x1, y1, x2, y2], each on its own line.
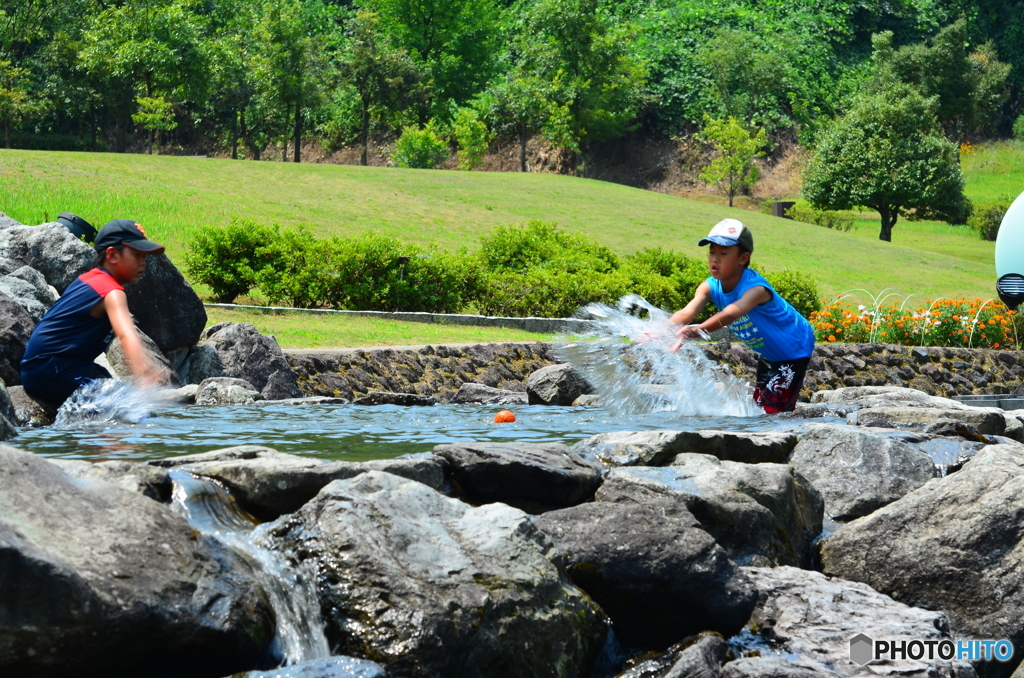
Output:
[698, 219, 754, 254]
[94, 219, 164, 254]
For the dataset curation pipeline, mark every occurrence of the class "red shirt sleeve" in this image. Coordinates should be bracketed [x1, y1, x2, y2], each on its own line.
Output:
[79, 268, 125, 298]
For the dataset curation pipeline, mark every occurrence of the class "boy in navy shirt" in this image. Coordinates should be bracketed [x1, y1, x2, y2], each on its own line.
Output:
[670, 219, 815, 413]
[21, 219, 170, 408]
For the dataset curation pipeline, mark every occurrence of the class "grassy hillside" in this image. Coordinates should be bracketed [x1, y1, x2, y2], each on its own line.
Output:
[1, 143, 1022, 302]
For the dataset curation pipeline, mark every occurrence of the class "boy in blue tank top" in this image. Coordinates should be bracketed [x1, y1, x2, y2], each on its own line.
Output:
[20, 219, 170, 408]
[669, 219, 815, 413]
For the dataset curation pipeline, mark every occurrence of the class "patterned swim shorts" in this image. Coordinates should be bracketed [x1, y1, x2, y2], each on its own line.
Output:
[753, 356, 811, 413]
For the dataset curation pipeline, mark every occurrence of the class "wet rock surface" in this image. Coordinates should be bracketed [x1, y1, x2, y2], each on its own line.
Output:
[616, 632, 727, 678]
[526, 363, 593, 405]
[533, 501, 757, 648]
[0, 445, 275, 678]
[6, 384, 54, 426]
[433, 441, 602, 513]
[850, 406, 1007, 435]
[195, 376, 264, 406]
[153, 445, 446, 520]
[739, 566, 976, 678]
[352, 390, 437, 406]
[573, 430, 798, 468]
[821, 444, 1024, 678]
[263, 471, 606, 678]
[596, 458, 823, 567]
[788, 424, 938, 521]
[194, 323, 303, 400]
[230, 656, 388, 678]
[49, 458, 173, 501]
[450, 382, 528, 405]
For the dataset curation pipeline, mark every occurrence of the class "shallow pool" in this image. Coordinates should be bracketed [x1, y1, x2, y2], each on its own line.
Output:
[11, 402, 797, 463]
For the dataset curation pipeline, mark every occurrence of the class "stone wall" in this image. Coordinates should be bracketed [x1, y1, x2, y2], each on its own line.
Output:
[287, 343, 557, 402]
[287, 341, 1024, 402]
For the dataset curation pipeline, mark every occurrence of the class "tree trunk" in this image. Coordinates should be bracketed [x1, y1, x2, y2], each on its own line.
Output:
[282, 102, 290, 161]
[293, 104, 301, 163]
[116, 116, 126, 153]
[91, 104, 97, 151]
[3, 120, 9, 149]
[878, 205, 897, 242]
[519, 124, 527, 172]
[360, 101, 369, 166]
[231, 110, 238, 160]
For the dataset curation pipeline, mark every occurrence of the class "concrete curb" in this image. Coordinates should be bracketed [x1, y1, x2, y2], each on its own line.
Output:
[204, 303, 597, 335]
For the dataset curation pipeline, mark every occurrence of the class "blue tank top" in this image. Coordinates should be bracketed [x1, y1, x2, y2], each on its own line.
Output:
[21, 268, 124, 370]
[707, 268, 815, 362]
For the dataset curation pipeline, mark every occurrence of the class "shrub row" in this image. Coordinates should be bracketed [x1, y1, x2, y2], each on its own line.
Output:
[811, 297, 1019, 349]
[184, 219, 822, 319]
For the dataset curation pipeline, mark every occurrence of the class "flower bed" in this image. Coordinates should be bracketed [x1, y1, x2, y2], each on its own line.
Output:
[811, 297, 1018, 349]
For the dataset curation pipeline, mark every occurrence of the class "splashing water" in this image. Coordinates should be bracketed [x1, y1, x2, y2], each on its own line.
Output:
[562, 295, 763, 417]
[171, 472, 331, 666]
[53, 379, 166, 427]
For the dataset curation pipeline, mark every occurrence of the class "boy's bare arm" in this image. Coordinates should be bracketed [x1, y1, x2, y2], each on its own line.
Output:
[679, 286, 771, 338]
[670, 281, 712, 325]
[104, 290, 166, 385]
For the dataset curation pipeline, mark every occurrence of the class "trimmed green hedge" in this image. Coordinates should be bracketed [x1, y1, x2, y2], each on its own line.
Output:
[185, 219, 821, 319]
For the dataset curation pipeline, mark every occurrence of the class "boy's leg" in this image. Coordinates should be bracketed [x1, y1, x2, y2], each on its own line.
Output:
[753, 356, 810, 413]
[23, 361, 112, 410]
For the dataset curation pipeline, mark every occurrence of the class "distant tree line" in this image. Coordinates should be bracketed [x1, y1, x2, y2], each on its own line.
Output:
[0, 0, 1021, 172]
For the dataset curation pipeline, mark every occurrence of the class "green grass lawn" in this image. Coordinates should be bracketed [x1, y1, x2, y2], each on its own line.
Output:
[1, 141, 1022, 303]
[204, 306, 558, 348]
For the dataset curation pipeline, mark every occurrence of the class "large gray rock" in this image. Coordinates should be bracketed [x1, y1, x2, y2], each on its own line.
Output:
[0, 265, 57, 322]
[0, 380, 15, 441]
[7, 384, 55, 426]
[263, 471, 606, 678]
[48, 458, 172, 502]
[194, 323, 302, 400]
[124, 252, 207, 352]
[821, 445, 1024, 678]
[739, 566, 976, 678]
[812, 386, 973, 409]
[105, 326, 179, 386]
[230, 656, 387, 678]
[850, 407, 1006, 436]
[573, 430, 798, 468]
[433, 441, 602, 513]
[451, 382, 528, 406]
[526, 363, 592, 405]
[194, 376, 264, 406]
[153, 445, 447, 520]
[0, 292, 34, 386]
[533, 502, 757, 648]
[0, 444, 274, 678]
[789, 424, 938, 521]
[0, 222, 94, 293]
[0, 212, 23, 230]
[721, 656, 839, 678]
[596, 458, 822, 567]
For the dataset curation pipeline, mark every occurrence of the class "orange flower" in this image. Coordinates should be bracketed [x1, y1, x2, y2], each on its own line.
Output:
[994, 343, 1000, 348]
[828, 335, 836, 342]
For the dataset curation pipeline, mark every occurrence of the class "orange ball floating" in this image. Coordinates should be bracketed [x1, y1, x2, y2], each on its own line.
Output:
[494, 410, 516, 423]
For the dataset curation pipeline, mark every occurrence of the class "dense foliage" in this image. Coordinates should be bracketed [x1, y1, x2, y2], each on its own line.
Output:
[185, 219, 821, 319]
[2, 0, 1020, 158]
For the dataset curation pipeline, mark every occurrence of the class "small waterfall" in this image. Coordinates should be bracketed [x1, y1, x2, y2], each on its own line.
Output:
[170, 472, 330, 666]
[54, 379, 164, 427]
[563, 295, 763, 417]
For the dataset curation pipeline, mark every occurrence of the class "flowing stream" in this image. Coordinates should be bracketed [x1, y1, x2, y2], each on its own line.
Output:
[170, 471, 330, 666]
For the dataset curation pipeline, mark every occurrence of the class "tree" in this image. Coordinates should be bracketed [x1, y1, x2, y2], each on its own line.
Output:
[453, 107, 490, 170]
[481, 74, 546, 172]
[363, 0, 500, 118]
[511, 0, 646, 174]
[868, 20, 1011, 142]
[131, 95, 176, 153]
[698, 117, 766, 207]
[0, 59, 33, 148]
[341, 11, 428, 166]
[803, 84, 969, 243]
